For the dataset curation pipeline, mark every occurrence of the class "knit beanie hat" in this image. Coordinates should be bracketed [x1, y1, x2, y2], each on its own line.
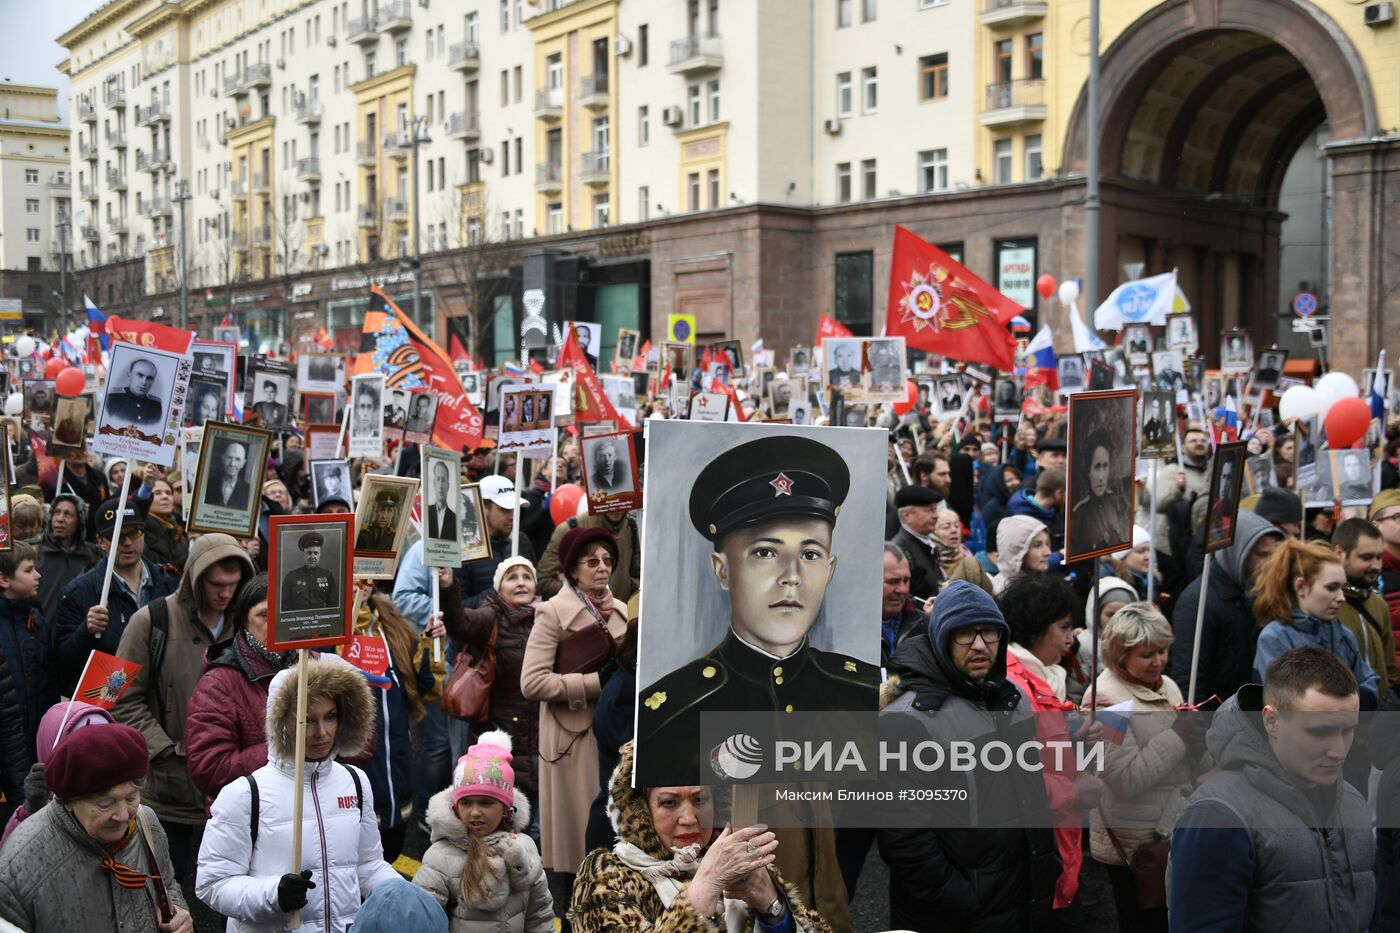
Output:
[1110, 525, 1152, 561]
[452, 730, 516, 810]
[1252, 487, 1303, 527]
[492, 555, 536, 593]
[48, 723, 149, 800]
[1371, 488, 1400, 520]
[558, 525, 618, 573]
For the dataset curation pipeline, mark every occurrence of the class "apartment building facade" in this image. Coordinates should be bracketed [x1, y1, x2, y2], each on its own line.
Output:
[0, 85, 73, 328]
[56, 0, 1400, 374]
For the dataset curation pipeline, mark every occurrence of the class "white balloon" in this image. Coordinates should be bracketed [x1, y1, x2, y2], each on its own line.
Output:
[1057, 279, 1081, 305]
[1313, 371, 1360, 419]
[1277, 385, 1318, 423]
[3, 394, 22, 417]
[14, 336, 35, 359]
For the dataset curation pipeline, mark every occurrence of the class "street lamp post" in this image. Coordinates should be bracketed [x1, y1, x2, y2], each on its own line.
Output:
[406, 116, 434, 341]
[173, 180, 192, 330]
[56, 216, 69, 332]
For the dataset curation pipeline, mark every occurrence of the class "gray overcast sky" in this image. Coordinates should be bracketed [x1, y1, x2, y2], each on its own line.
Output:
[0, 1, 76, 115]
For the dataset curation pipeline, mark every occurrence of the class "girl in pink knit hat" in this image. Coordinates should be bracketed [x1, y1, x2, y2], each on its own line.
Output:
[413, 730, 554, 931]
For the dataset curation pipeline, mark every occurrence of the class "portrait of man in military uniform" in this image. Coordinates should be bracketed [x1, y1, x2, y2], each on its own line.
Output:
[350, 476, 417, 575]
[635, 422, 884, 784]
[281, 531, 338, 611]
[252, 375, 290, 430]
[102, 355, 167, 428]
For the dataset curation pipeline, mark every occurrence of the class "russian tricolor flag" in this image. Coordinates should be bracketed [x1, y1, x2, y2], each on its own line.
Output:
[84, 295, 109, 351]
[1372, 350, 1388, 421]
[1025, 325, 1059, 391]
[1215, 395, 1239, 444]
[1097, 699, 1134, 745]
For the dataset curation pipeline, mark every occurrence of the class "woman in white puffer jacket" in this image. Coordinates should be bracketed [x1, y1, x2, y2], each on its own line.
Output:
[196, 653, 403, 932]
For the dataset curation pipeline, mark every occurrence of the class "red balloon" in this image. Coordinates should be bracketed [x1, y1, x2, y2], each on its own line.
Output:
[55, 367, 85, 398]
[549, 483, 586, 524]
[1324, 396, 1371, 449]
[43, 357, 66, 380]
[1036, 274, 1057, 300]
[892, 380, 919, 416]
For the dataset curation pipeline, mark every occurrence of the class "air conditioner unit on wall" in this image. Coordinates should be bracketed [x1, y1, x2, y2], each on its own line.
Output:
[823, 118, 841, 135]
[662, 106, 683, 126]
[479, 148, 494, 163]
[276, 59, 286, 70]
[615, 35, 633, 56]
[327, 36, 337, 46]
[1365, 2, 1394, 25]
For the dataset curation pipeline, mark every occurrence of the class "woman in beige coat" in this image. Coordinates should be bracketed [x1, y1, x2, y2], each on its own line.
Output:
[520, 526, 627, 911]
[1084, 602, 1206, 933]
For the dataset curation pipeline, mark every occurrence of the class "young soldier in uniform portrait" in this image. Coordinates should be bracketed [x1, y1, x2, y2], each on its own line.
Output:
[105, 358, 164, 427]
[356, 489, 401, 551]
[282, 531, 337, 610]
[637, 434, 877, 774]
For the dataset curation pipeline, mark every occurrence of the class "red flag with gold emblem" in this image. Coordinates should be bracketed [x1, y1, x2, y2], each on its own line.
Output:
[559, 326, 633, 430]
[884, 226, 1020, 371]
[74, 650, 142, 709]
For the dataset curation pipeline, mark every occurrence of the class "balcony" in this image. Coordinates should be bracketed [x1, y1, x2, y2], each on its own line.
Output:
[106, 128, 127, 148]
[230, 231, 248, 252]
[579, 73, 609, 109]
[535, 162, 563, 193]
[230, 178, 247, 201]
[981, 78, 1047, 126]
[106, 168, 127, 191]
[447, 41, 480, 71]
[80, 183, 97, 202]
[150, 197, 172, 218]
[81, 224, 99, 241]
[78, 100, 96, 123]
[668, 34, 723, 75]
[223, 72, 243, 96]
[376, 1, 411, 32]
[252, 226, 271, 248]
[150, 149, 173, 173]
[579, 150, 610, 185]
[104, 87, 126, 109]
[357, 204, 378, 228]
[534, 87, 563, 121]
[137, 100, 166, 125]
[356, 141, 377, 166]
[444, 110, 480, 140]
[243, 62, 272, 90]
[384, 197, 408, 221]
[79, 141, 97, 161]
[346, 15, 378, 45]
[252, 172, 270, 195]
[296, 157, 321, 182]
[48, 172, 70, 191]
[295, 99, 323, 125]
[107, 216, 128, 235]
[980, 0, 1048, 27]
[382, 132, 409, 160]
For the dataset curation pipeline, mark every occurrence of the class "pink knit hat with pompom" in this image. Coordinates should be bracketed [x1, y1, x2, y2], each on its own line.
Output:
[452, 730, 516, 810]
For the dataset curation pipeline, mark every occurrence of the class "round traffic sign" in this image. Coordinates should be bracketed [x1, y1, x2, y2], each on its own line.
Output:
[1291, 291, 1318, 317]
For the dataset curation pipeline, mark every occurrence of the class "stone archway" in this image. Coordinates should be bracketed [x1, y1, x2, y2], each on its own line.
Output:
[1056, 0, 1390, 369]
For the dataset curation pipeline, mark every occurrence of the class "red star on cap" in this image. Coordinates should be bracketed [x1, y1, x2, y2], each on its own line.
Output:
[770, 472, 794, 497]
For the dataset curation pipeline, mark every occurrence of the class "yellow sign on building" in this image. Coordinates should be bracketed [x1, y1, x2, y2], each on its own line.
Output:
[667, 313, 696, 345]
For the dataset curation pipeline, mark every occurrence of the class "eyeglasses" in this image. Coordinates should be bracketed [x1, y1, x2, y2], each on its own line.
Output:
[951, 626, 1003, 647]
[579, 554, 615, 569]
[1375, 512, 1400, 525]
[110, 527, 144, 542]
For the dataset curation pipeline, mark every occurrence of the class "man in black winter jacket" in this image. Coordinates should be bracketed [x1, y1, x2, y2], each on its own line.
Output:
[878, 580, 1059, 932]
[35, 494, 100, 630]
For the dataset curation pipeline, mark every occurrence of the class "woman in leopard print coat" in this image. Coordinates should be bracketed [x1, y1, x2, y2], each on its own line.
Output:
[569, 740, 831, 933]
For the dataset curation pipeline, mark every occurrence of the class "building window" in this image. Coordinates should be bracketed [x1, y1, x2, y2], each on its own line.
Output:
[1026, 33, 1043, 80]
[26, 228, 40, 243]
[708, 168, 720, 208]
[513, 66, 522, 102]
[546, 54, 563, 91]
[862, 0, 876, 21]
[638, 106, 650, 146]
[638, 24, 648, 66]
[27, 258, 41, 273]
[707, 80, 720, 123]
[836, 162, 851, 203]
[396, 38, 408, 68]
[468, 217, 482, 245]
[687, 172, 700, 211]
[688, 85, 702, 126]
[594, 194, 610, 228]
[836, 72, 852, 117]
[995, 138, 1013, 183]
[919, 148, 948, 192]
[861, 159, 876, 199]
[24, 169, 38, 184]
[919, 53, 948, 101]
[1025, 133, 1043, 180]
[639, 186, 650, 221]
[500, 0, 510, 32]
[466, 12, 479, 43]
[836, 0, 851, 28]
[365, 50, 377, 77]
[994, 39, 1013, 84]
[862, 67, 877, 112]
[25, 199, 39, 214]
[834, 251, 874, 336]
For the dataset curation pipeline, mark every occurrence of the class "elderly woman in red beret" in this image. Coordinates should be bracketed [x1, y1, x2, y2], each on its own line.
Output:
[0, 722, 192, 933]
[521, 526, 628, 918]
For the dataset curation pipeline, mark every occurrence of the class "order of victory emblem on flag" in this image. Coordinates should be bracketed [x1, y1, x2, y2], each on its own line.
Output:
[74, 650, 143, 709]
[896, 264, 999, 335]
[83, 668, 133, 704]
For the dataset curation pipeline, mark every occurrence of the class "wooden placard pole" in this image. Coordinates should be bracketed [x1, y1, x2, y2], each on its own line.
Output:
[289, 647, 310, 929]
[96, 459, 132, 608]
[1186, 543, 1214, 709]
[430, 570, 441, 664]
[1147, 459, 1158, 604]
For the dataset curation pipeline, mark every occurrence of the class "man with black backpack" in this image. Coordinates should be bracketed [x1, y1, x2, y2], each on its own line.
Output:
[113, 533, 255, 885]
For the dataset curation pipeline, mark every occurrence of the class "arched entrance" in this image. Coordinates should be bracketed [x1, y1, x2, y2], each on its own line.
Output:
[1060, 0, 1384, 369]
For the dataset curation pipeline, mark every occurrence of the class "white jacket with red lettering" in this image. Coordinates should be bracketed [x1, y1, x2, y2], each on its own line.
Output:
[196, 655, 401, 932]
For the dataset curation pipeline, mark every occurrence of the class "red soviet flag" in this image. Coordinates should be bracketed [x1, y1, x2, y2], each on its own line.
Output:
[884, 226, 1020, 371]
[816, 314, 852, 346]
[74, 650, 142, 709]
[559, 326, 632, 430]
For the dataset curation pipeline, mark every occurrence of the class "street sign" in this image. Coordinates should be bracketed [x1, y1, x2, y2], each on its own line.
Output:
[1291, 291, 1318, 317]
[1291, 315, 1328, 334]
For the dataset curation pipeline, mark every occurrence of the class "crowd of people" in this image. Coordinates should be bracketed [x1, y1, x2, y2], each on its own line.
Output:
[0, 343, 1394, 933]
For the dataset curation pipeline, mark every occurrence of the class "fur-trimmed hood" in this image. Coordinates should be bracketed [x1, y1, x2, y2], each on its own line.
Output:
[425, 786, 531, 845]
[607, 740, 731, 860]
[265, 654, 375, 764]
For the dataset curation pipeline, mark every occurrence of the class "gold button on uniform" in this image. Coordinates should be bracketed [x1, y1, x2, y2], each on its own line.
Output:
[785, 705, 794, 712]
[774, 676, 784, 685]
[702, 666, 717, 679]
[773, 666, 783, 677]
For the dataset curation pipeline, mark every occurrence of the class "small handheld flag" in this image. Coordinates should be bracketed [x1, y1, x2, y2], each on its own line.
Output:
[76, 650, 142, 708]
[1096, 699, 1134, 745]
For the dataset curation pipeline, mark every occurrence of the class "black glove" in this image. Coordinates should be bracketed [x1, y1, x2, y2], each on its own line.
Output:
[276, 870, 315, 912]
[22, 762, 46, 815]
[1171, 712, 1209, 754]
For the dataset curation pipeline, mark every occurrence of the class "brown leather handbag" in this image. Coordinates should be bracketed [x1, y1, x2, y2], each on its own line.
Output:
[440, 621, 496, 724]
[1105, 827, 1169, 909]
[553, 618, 616, 675]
